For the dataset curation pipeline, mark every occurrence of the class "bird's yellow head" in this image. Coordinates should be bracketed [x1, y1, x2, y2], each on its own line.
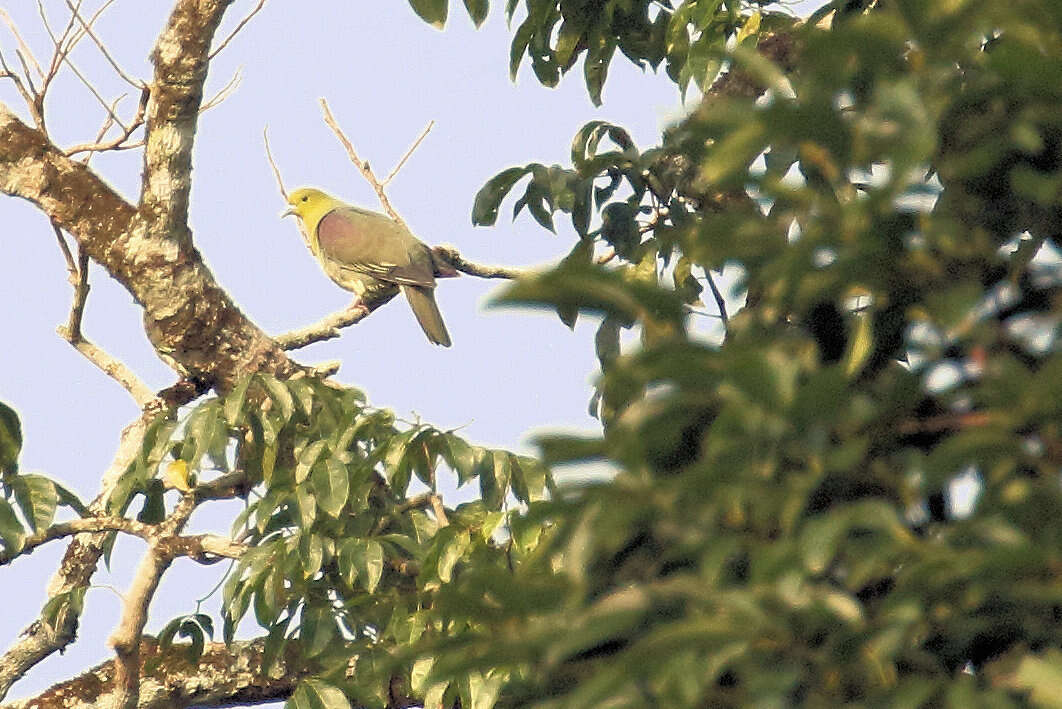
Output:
[283, 187, 334, 221]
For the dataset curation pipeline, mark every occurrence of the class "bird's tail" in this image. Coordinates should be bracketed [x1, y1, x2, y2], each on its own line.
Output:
[402, 285, 452, 347]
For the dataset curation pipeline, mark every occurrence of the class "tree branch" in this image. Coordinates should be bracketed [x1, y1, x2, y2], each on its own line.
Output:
[431, 245, 526, 280]
[319, 98, 405, 225]
[0, 639, 305, 709]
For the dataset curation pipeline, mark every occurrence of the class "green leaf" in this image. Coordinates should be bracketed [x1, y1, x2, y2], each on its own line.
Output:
[289, 679, 351, 709]
[443, 433, 477, 483]
[295, 440, 328, 485]
[223, 375, 252, 427]
[473, 166, 532, 227]
[259, 374, 295, 423]
[341, 538, 384, 593]
[495, 263, 687, 330]
[408, 0, 448, 29]
[11, 474, 57, 532]
[584, 38, 616, 107]
[53, 481, 88, 517]
[312, 457, 349, 518]
[136, 479, 166, 524]
[300, 532, 324, 579]
[0, 496, 24, 553]
[0, 401, 21, 474]
[40, 587, 85, 632]
[463, 0, 488, 27]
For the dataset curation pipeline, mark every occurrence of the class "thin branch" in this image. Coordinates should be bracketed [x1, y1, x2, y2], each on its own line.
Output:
[64, 0, 142, 89]
[263, 125, 287, 199]
[66, 244, 90, 340]
[319, 97, 405, 225]
[0, 515, 241, 567]
[0, 49, 38, 126]
[199, 66, 241, 113]
[66, 86, 149, 157]
[51, 219, 77, 276]
[704, 267, 729, 328]
[0, 517, 152, 567]
[209, 0, 268, 60]
[0, 9, 44, 78]
[431, 245, 526, 280]
[274, 300, 374, 350]
[382, 119, 434, 186]
[59, 334, 155, 407]
[429, 494, 450, 527]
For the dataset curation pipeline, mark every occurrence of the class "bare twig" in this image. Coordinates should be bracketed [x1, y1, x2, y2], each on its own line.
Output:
[382, 119, 434, 186]
[704, 267, 729, 328]
[64, 0, 142, 89]
[0, 9, 44, 78]
[596, 248, 616, 265]
[0, 515, 243, 567]
[59, 335, 156, 407]
[263, 126, 287, 199]
[319, 98, 405, 225]
[52, 219, 77, 276]
[199, 66, 241, 112]
[209, 0, 268, 60]
[66, 87, 149, 157]
[429, 494, 450, 527]
[0, 48, 39, 126]
[431, 245, 526, 280]
[274, 300, 375, 350]
[67, 245, 90, 340]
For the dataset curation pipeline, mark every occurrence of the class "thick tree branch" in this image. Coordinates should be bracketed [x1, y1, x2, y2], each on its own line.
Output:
[0, 516, 246, 568]
[0, 639, 305, 709]
[0, 102, 295, 389]
[109, 493, 199, 709]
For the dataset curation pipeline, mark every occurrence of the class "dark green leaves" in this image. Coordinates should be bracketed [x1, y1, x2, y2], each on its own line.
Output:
[288, 679, 351, 709]
[496, 262, 687, 331]
[463, 0, 488, 27]
[407, 0, 447, 29]
[0, 401, 20, 475]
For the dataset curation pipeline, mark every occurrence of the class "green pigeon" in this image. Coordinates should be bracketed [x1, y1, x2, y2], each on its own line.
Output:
[284, 187, 453, 346]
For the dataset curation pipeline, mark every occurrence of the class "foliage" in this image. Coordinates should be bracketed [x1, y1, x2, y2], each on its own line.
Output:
[435, 0, 1062, 706]
[5, 0, 1062, 707]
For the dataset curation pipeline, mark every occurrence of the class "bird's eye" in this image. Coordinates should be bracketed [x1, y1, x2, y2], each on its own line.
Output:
[301, 196, 308, 202]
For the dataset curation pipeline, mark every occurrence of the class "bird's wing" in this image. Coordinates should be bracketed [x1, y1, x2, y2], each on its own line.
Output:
[316, 207, 436, 288]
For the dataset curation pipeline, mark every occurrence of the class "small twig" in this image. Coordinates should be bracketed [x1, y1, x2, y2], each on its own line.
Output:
[52, 219, 77, 276]
[61, 54, 129, 132]
[431, 245, 526, 280]
[429, 494, 449, 527]
[319, 97, 404, 225]
[61, 336, 155, 407]
[0, 48, 38, 124]
[199, 67, 241, 112]
[67, 245, 90, 340]
[0, 9, 44, 78]
[209, 0, 268, 59]
[382, 119, 434, 186]
[263, 126, 287, 200]
[273, 300, 375, 350]
[704, 267, 729, 328]
[64, 0, 142, 89]
[596, 248, 617, 265]
[67, 87, 150, 158]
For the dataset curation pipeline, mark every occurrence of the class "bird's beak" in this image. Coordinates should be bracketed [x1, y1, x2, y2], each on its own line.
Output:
[281, 207, 296, 219]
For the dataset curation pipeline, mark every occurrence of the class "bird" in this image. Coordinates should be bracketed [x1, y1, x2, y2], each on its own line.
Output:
[283, 187, 452, 347]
